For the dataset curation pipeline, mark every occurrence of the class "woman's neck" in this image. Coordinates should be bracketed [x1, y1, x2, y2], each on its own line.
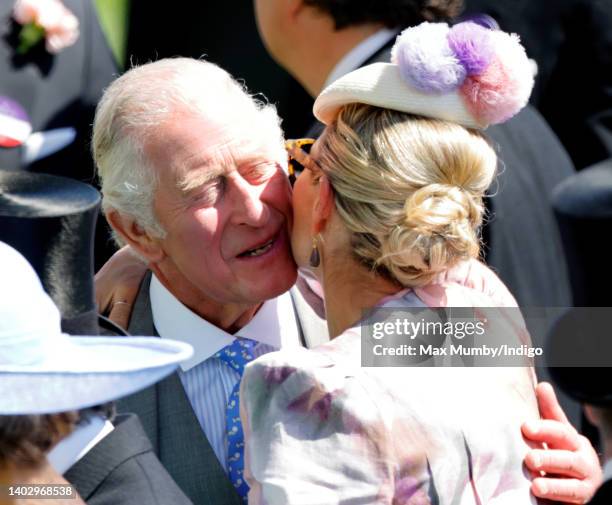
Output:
[320, 258, 402, 338]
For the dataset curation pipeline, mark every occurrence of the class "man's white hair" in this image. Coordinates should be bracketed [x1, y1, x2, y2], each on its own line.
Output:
[93, 57, 286, 241]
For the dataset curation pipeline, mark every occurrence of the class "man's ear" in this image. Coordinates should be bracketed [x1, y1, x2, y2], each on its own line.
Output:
[312, 174, 334, 235]
[106, 210, 166, 263]
[287, 0, 305, 21]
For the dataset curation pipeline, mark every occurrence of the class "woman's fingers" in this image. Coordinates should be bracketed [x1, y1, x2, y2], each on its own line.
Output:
[525, 448, 589, 479]
[536, 381, 571, 424]
[94, 245, 147, 327]
[523, 426, 602, 504]
[531, 477, 595, 504]
[108, 299, 133, 330]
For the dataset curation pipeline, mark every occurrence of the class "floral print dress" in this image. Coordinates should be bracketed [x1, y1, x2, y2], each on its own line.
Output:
[241, 260, 540, 505]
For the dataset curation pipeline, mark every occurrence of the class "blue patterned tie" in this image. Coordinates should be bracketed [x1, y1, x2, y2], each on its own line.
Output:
[214, 338, 256, 502]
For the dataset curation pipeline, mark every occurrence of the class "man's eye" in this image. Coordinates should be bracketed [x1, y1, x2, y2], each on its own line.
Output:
[190, 179, 225, 206]
[244, 162, 277, 183]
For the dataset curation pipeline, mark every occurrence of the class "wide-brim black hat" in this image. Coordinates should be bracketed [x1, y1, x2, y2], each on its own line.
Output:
[546, 307, 612, 406]
[0, 170, 125, 336]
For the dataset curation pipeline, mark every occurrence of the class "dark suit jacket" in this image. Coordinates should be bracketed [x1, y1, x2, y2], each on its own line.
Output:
[64, 414, 192, 505]
[589, 479, 612, 505]
[117, 273, 328, 505]
[0, 0, 118, 268]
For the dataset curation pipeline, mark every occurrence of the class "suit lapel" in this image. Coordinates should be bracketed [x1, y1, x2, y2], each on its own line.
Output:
[121, 273, 159, 451]
[361, 40, 393, 66]
[64, 415, 152, 500]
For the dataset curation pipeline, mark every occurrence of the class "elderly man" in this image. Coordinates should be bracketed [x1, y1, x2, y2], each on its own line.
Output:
[93, 58, 327, 505]
[94, 57, 601, 504]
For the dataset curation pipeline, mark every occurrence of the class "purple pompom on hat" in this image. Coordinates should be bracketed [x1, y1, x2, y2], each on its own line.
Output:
[447, 22, 495, 76]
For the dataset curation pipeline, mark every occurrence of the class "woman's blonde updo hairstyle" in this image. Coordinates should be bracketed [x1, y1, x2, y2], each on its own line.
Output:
[316, 103, 497, 287]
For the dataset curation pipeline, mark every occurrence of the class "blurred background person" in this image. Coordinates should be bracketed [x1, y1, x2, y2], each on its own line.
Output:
[0, 413, 85, 505]
[0, 170, 124, 336]
[0, 241, 194, 504]
[546, 307, 612, 504]
[0, 0, 119, 269]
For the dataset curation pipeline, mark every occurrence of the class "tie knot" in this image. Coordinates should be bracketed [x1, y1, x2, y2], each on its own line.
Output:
[214, 338, 256, 374]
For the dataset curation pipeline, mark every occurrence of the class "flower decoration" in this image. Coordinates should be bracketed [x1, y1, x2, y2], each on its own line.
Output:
[12, 0, 79, 55]
[390, 21, 533, 126]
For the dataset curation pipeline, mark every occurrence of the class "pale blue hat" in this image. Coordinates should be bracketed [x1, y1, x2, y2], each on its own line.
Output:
[0, 241, 193, 415]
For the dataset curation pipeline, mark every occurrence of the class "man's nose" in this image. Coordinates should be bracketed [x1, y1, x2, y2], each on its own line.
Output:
[229, 176, 270, 226]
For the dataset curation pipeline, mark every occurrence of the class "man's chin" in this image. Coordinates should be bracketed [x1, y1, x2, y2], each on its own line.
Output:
[248, 267, 298, 302]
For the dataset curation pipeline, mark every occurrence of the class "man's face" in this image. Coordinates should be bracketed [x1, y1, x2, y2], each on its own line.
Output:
[146, 108, 297, 306]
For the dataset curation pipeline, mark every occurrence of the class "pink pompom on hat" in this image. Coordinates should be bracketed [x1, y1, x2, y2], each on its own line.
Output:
[314, 21, 534, 130]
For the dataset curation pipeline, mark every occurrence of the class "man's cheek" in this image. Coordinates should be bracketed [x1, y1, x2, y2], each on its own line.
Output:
[263, 178, 292, 211]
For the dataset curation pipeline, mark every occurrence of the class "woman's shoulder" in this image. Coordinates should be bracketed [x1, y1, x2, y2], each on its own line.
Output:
[414, 259, 519, 307]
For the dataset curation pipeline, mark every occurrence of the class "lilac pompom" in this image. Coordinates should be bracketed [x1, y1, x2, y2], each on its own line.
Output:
[448, 22, 495, 76]
[391, 22, 466, 94]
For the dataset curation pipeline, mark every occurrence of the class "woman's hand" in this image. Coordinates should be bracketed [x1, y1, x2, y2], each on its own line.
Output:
[522, 382, 602, 503]
[95, 246, 148, 329]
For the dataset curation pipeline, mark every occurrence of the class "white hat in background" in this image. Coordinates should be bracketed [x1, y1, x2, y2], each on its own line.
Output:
[0, 240, 193, 415]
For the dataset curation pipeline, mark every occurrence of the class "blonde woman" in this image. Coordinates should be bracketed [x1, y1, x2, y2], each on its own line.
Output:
[239, 22, 571, 504]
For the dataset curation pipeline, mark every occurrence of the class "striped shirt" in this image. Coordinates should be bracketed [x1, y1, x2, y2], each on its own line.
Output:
[150, 275, 301, 472]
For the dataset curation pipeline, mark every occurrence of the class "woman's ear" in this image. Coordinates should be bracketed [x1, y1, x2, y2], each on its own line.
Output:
[106, 210, 166, 263]
[312, 174, 334, 235]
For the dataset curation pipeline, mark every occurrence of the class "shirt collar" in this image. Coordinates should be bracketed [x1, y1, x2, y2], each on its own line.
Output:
[323, 28, 399, 89]
[150, 274, 301, 371]
[47, 415, 114, 474]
